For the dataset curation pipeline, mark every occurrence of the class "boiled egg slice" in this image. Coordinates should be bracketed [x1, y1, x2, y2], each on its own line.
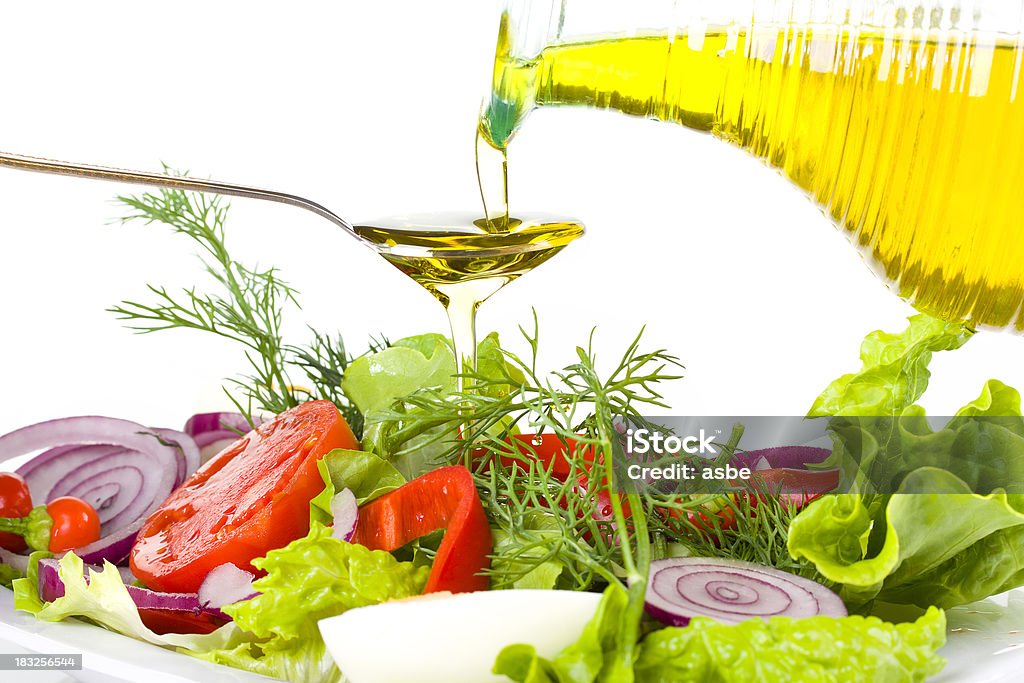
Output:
[318, 589, 602, 683]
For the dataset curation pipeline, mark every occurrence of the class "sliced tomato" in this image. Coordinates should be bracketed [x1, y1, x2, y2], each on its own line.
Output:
[137, 609, 225, 635]
[130, 400, 357, 593]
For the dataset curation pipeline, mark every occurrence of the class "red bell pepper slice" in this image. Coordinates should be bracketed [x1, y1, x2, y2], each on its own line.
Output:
[352, 465, 492, 593]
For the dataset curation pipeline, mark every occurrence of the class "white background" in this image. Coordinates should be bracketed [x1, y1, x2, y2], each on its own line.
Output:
[2, 0, 1023, 441]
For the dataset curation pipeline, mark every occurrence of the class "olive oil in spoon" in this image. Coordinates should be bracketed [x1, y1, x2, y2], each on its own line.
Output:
[354, 212, 584, 392]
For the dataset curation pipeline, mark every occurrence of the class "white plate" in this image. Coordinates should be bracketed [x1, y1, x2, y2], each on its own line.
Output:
[1, 586, 1021, 682]
[0, 588, 276, 683]
[934, 589, 1024, 682]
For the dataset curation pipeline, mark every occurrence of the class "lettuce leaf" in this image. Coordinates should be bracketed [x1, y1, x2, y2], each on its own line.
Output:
[10, 550, 49, 613]
[476, 331, 526, 399]
[633, 608, 946, 682]
[491, 511, 567, 590]
[819, 380, 1024, 496]
[494, 586, 946, 683]
[789, 469, 1024, 607]
[195, 522, 429, 683]
[13, 552, 244, 652]
[193, 633, 339, 683]
[342, 334, 456, 416]
[0, 562, 22, 589]
[808, 314, 972, 417]
[13, 526, 427, 683]
[493, 584, 629, 683]
[342, 331, 523, 414]
[225, 522, 428, 639]
[342, 331, 522, 477]
[790, 313, 1024, 609]
[309, 448, 405, 525]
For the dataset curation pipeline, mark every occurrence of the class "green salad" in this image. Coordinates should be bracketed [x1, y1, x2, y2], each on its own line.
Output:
[0, 185, 1021, 683]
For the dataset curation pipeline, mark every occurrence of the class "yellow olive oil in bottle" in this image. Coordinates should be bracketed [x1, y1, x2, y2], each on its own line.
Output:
[482, 16, 1024, 331]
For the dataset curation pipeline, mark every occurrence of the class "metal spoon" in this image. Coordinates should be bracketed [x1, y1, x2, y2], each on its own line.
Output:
[0, 150, 356, 236]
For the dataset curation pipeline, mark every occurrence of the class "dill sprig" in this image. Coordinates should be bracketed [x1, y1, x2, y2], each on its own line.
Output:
[368, 315, 690, 668]
[476, 445, 622, 589]
[371, 316, 690, 586]
[107, 170, 366, 433]
[649, 491, 826, 583]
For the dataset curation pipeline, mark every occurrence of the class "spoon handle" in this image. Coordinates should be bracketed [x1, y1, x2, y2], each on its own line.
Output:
[0, 150, 355, 236]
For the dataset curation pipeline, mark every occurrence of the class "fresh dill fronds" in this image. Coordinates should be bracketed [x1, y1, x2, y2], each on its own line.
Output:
[649, 491, 827, 582]
[370, 314, 686, 590]
[108, 170, 367, 433]
[476, 439, 621, 590]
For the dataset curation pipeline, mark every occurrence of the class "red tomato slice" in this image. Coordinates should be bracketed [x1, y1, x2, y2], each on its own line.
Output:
[137, 609, 225, 635]
[130, 401, 357, 593]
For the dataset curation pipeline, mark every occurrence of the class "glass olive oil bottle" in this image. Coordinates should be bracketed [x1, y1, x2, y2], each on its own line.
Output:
[481, 4, 1024, 331]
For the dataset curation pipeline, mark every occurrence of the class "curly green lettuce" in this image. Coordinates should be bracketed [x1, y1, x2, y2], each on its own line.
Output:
[196, 521, 429, 683]
[790, 314, 1024, 609]
[633, 608, 946, 683]
[808, 314, 973, 418]
[494, 585, 946, 683]
[13, 552, 243, 652]
[789, 469, 1024, 608]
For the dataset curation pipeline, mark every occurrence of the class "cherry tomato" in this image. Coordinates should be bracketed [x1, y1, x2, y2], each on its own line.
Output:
[131, 401, 358, 593]
[46, 496, 102, 552]
[0, 472, 33, 552]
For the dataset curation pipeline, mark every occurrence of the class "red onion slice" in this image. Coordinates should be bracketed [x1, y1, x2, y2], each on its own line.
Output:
[732, 447, 838, 499]
[0, 416, 199, 565]
[330, 488, 358, 542]
[197, 563, 258, 610]
[731, 446, 831, 472]
[184, 412, 263, 463]
[151, 428, 200, 485]
[645, 557, 846, 626]
[36, 558, 230, 621]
